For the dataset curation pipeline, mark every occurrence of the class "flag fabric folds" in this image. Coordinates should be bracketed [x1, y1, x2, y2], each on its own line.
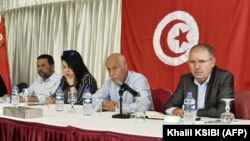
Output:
[0, 15, 12, 94]
[121, 0, 250, 92]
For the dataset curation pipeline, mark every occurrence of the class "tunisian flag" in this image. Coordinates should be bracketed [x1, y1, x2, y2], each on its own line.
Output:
[0, 16, 12, 94]
[121, 0, 250, 92]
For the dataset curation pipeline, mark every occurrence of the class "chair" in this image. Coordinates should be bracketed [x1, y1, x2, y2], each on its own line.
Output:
[151, 88, 172, 113]
[234, 90, 250, 119]
[17, 82, 29, 93]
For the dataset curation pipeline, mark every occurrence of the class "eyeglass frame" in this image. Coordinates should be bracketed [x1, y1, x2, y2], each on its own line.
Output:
[188, 57, 214, 66]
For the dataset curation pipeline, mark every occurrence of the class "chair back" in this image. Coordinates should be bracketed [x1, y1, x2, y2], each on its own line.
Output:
[17, 82, 29, 93]
[234, 90, 250, 119]
[151, 88, 172, 113]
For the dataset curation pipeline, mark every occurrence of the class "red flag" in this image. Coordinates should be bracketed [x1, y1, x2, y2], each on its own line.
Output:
[0, 16, 12, 94]
[121, 0, 250, 92]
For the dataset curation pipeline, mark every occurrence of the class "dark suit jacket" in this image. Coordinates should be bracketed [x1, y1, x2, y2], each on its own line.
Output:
[0, 75, 8, 97]
[163, 66, 234, 118]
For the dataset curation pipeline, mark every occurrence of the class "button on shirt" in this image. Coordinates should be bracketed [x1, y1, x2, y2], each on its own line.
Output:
[93, 71, 154, 113]
[194, 75, 210, 109]
[165, 75, 211, 115]
[28, 73, 61, 103]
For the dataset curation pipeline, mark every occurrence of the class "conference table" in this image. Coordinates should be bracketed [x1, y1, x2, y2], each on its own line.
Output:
[1, 102, 250, 141]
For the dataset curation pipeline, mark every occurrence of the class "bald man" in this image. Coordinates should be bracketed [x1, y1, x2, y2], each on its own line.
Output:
[93, 53, 154, 113]
[163, 44, 234, 118]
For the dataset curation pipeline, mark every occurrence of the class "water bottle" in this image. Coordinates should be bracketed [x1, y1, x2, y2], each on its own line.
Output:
[11, 84, 19, 106]
[55, 86, 64, 112]
[183, 92, 196, 124]
[83, 88, 93, 116]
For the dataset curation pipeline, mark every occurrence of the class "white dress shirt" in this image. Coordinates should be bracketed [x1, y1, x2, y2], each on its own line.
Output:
[93, 71, 154, 113]
[194, 76, 210, 109]
[28, 72, 61, 103]
[165, 75, 211, 115]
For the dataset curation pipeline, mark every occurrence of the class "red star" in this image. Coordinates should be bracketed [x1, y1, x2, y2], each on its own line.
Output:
[174, 28, 189, 47]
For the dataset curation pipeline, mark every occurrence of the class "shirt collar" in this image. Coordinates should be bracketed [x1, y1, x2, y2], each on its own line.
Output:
[41, 72, 56, 82]
[124, 71, 131, 83]
[194, 74, 211, 87]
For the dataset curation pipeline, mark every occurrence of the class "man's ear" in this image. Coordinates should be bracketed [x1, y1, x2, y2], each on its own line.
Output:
[212, 58, 216, 67]
[51, 64, 55, 70]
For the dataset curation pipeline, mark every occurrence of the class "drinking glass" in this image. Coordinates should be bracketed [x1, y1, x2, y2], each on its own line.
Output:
[22, 88, 29, 106]
[67, 92, 77, 113]
[221, 98, 235, 124]
[134, 97, 146, 123]
[11, 92, 19, 108]
[93, 97, 102, 117]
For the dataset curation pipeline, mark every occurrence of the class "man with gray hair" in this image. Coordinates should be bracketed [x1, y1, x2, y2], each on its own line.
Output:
[93, 53, 154, 113]
[164, 44, 234, 118]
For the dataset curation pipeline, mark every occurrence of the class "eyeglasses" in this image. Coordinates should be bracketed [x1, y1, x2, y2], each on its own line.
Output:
[188, 58, 213, 66]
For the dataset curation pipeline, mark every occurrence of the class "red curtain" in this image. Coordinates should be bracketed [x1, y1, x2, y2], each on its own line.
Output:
[0, 16, 12, 94]
[121, 0, 250, 92]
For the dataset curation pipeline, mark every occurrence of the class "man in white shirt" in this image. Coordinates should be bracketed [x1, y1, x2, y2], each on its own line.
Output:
[93, 53, 154, 113]
[28, 54, 61, 104]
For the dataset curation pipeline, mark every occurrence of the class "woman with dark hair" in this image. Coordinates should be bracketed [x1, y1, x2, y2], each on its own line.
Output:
[56, 50, 98, 105]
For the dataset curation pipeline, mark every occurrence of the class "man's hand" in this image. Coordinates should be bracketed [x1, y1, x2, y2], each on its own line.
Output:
[46, 97, 55, 104]
[172, 108, 184, 118]
[19, 96, 25, 103]
[102, 100, 119, 111]
[28, 96, 39, 102]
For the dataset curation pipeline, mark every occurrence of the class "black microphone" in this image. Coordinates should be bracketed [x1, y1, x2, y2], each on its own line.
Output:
[120, 83, 140, 97]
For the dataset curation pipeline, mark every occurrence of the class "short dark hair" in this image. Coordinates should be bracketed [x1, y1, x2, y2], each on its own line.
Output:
[37, 54, 54, 65]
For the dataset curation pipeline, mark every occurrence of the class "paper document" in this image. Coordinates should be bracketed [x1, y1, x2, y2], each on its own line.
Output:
[145, 111, 165, 120]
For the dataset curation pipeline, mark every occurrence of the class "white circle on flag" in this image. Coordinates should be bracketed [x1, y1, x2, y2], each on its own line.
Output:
[153, 11, 199, 66]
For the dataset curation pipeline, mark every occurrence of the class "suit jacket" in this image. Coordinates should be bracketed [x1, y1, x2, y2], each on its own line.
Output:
[163, 66, 234, 118]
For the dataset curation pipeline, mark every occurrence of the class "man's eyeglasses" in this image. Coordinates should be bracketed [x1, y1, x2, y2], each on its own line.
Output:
[188, 58, 213, 66]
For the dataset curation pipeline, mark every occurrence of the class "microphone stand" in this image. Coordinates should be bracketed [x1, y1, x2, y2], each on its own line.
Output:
[112, 88, 130, 119]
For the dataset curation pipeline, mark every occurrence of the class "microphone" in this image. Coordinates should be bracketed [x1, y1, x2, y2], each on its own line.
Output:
[120, 83, 140, 97]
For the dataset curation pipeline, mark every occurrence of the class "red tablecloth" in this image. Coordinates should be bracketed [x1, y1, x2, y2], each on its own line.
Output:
[0, 117, 162, 141]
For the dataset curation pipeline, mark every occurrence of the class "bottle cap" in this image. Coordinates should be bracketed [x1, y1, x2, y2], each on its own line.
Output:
[57, 86, 63, 91]
[84, 88, 91, 93]
[187, 92, 192, 97]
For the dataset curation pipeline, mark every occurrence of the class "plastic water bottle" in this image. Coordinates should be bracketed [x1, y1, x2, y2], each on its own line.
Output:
[55, 86, 64, 112]
[83, 88, 93, 116]
[184, 92, 196, 124]
[11, 84, 19, 106]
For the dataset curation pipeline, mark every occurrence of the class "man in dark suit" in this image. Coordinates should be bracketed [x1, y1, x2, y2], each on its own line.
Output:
[0, 75, 7, 97]
[163, 44, 234, 118]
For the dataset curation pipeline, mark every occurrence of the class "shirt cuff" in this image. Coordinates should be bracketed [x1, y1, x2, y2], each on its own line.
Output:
[36, 95, 46, 104]
[165, 107, 178, 115]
